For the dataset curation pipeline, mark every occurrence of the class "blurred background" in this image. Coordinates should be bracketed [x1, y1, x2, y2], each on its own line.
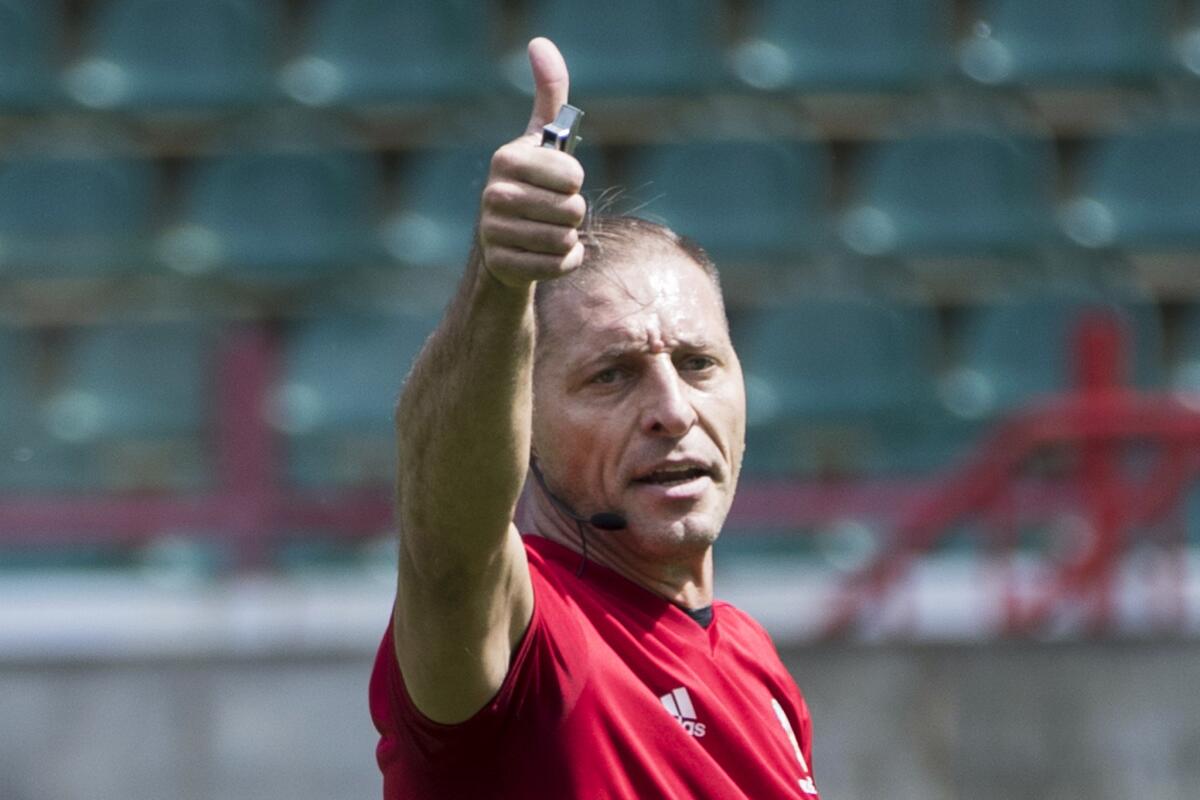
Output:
[1, 1, 1199, 798]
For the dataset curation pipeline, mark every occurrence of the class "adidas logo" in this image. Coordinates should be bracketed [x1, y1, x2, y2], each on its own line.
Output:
[660, 686, 706, 738]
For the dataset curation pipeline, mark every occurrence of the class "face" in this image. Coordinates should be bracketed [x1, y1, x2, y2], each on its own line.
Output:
[531, 248, 746, 561]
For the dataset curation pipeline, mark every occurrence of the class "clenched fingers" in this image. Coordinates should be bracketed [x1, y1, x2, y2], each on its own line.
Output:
[480, 216, 579, 256]
[484, 243, 584, 282]
[490, 142, 584, 196]
[481, 180, 587, 227]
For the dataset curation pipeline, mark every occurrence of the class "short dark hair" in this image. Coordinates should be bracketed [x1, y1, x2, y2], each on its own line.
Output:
[533, 214, 724, 333]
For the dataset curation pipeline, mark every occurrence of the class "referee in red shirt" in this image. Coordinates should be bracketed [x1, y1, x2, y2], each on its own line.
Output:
[371, 38, 820, 799]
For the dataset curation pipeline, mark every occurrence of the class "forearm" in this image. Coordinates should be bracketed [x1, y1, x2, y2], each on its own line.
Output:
[387, 36, 582, 724]
[395, 249, 535, 573]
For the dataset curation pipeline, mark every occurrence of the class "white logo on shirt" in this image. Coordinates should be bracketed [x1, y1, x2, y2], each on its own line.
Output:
[660, 686, 706, 738]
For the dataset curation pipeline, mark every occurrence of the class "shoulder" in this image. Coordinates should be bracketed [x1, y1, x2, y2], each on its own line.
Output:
[372, 540, 593, 738]
[521, 534, 575, 597]
[715, 599, 776, 645]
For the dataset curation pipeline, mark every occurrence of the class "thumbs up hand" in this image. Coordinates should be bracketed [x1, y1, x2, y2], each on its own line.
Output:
[477, 38, 586, 288]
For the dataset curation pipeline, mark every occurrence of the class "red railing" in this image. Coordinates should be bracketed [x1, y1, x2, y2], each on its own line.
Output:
[2, 313, 1197, 639]
[822, 312, 1200, 637]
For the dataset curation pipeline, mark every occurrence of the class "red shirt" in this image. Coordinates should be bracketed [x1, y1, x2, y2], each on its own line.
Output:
[370, 535, 820, 799]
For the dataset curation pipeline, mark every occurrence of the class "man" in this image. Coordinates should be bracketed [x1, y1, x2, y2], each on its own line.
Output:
[370, 38, 820, 798]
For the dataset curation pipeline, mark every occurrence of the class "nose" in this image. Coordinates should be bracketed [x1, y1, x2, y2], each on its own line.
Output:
[640, 356, 697, 437]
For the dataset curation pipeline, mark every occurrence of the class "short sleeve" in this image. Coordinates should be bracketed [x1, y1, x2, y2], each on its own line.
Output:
[369, 553, 589, 791]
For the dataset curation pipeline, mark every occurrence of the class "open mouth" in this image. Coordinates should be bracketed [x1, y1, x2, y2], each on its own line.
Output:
[632, 466, 713, 487]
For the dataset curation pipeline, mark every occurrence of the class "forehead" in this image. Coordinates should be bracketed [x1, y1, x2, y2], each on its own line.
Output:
[537, 251, 727, 361]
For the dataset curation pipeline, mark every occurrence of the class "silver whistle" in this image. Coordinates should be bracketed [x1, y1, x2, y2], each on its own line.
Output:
[541, 104, 584, 154]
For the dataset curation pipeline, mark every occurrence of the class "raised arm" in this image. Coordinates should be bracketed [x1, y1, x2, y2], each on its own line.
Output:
[392, 39, 586, 724]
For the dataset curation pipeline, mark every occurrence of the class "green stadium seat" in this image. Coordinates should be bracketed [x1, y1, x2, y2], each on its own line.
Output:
[839, 126, 1059, 257]
[161, 146, 381, 282]
[0, 326, 40, 430]
[281, 0, 495, 106]
[0, 151, 156, 278]
[1177, 3, 1200, 78]
[1062, 123, 1200, 250]
[1168, 303, 1200, 397]
[0, 326, 82, 491]
[732, 299, 946, 476]
[380, 146, 489, 270]
[270, 313, 438, 486]
[65, 0, 279, 110]
[732, 0, 952, 91]
[0, 1, 60, 109]
[959, 0, 1171, 86]
[42, 321, 214, 490]
[940, 296, 1165, 421]
[514, 0, 725, 96]
[623, 139, 831, 263]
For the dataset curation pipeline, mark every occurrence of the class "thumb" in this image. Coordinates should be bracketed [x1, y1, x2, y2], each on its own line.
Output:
[524, 37, 570, 137]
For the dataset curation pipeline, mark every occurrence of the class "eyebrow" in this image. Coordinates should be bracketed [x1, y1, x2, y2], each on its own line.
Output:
[584, 335, 717, 367]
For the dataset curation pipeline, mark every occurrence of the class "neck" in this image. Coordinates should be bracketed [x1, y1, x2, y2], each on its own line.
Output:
[523, 481, 715, 609]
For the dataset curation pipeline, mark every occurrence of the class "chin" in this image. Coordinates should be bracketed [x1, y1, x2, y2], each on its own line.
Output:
[623, 509, 724, 560]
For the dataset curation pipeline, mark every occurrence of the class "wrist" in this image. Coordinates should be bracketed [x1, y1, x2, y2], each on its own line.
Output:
[473, 249, 535, 307]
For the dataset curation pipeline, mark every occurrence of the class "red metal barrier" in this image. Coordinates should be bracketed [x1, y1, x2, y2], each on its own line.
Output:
[2, 311, 1197, 639]
[823, 311, 1200, 638]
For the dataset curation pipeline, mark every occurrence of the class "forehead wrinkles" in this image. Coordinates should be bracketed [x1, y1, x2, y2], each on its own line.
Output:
[535, 257, 715, 366]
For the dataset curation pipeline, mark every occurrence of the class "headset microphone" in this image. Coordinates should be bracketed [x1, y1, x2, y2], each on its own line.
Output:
[529, 459, 627, 531]
[588, 511, 628, 531]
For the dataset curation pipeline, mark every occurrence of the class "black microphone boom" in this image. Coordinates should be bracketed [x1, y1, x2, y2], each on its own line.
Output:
[588, 511, 627, 531]
[529, 460, 627, 531]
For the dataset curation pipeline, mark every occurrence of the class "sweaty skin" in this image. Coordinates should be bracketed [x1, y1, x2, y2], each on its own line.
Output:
[529, 250, 746, 610]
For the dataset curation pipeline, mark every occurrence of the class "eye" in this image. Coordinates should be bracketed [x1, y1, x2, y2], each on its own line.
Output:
[590, 367, 624, 385]
[680, 355, 717, 372]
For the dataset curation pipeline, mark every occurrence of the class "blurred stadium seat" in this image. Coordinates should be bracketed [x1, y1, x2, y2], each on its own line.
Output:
[959, 0, 1171, 86]
[0, 0, 60, 109]
[839, 125, 1060, 257]
[269, 312, 437, 487]
[281, 0, 495, 106]
[513, 0, 726, 95]
[160, 146, 381, 282]
[733, 298, 945, 476]
[732, 0, 952, 91]
[1168, 303, 1200, 398]
[0, 150, 156, 278]
[0, 325, 76, 491]
[65, 0, 279, 110]
[624, 139, 831, 264]
[939, 296, 1165, 421]
[380, 146, 490, 270]
[1062, 122, 1200, 250]
[42, 321, 214, 490]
